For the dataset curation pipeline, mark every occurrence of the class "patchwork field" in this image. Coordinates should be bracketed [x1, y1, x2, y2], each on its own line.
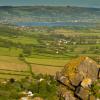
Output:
[0, 55, 65, 80]
[0, 25, 100, 80]
[0, 56, 30, 80]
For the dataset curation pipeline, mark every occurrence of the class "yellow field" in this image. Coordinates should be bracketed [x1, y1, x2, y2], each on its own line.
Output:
[31, 64, 63, 75]
[25, 57, 69, 67]
[0, 56, 28, 71]
[0, 55, 65, 80]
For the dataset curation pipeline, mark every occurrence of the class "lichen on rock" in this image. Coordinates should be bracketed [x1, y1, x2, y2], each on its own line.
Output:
[56, 56, 100, 100]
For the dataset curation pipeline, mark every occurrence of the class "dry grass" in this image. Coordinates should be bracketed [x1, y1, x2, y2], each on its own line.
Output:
[0, 56, 28, 71]
[0, 56, 63, 77]
[31, 64, 63, 75]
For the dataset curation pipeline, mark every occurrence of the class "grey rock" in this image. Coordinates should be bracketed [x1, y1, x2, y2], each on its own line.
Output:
[75, 86, 90, 100]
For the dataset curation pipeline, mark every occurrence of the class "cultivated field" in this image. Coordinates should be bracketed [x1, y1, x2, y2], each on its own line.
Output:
[0, 25, 100, 80]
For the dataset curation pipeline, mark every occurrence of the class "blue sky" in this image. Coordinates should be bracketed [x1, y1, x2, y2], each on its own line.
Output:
[0, 0, 100, 8]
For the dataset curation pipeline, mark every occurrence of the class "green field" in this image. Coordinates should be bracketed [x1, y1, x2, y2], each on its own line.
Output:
[0, 25, 100, 80]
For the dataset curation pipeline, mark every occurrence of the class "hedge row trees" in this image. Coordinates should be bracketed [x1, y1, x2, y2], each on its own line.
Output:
[0, 74, 58, 100]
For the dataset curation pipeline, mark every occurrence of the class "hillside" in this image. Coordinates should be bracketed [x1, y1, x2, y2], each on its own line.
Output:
[0, 6, 100, 24]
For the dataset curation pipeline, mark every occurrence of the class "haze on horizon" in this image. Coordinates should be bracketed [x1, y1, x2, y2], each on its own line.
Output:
[0, 0, 100, 8]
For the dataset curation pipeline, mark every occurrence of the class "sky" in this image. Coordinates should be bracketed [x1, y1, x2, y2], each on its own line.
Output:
[0, 0, 100, 8]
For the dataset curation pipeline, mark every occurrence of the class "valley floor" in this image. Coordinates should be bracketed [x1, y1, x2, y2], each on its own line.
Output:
[0, 25, 100, 80]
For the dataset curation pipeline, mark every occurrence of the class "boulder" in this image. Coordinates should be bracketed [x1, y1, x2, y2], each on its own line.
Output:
[56, 56, 99, 100]
[57, 56, 99, 87]
[64, 91, 76, 100]
[81, 78, 92, 88]
[75, 86, 90, 100]
[89, 95, 96, 100]
[58, 84, 77, 100]
[56, 72, 75, 90]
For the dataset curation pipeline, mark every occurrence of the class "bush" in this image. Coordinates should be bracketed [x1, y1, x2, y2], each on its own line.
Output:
[91, 80, 100, 98]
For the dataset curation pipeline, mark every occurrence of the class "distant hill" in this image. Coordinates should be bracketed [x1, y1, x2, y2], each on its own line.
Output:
[0, 6, 100, 24]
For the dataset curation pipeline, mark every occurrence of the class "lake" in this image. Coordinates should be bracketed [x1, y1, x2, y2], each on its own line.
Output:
[15, 22, 96, 27]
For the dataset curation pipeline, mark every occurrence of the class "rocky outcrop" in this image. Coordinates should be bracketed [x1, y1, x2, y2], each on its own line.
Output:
[56, 56, 100, 100]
